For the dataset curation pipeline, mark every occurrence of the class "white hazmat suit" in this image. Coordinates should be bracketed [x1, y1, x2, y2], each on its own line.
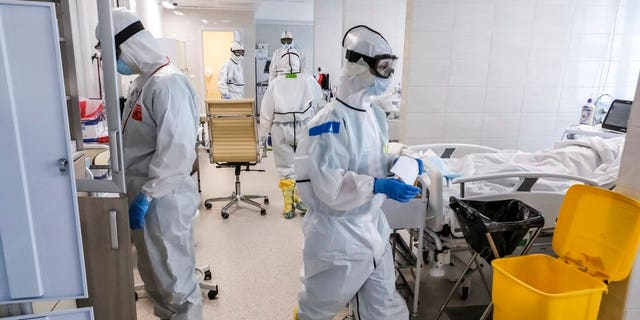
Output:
[98, 8, 202, 320]
[260, 49, 322, 218]
[269, 30, 306, 81]
[218, 41, 245, 99]
[294, 26, 409, 319]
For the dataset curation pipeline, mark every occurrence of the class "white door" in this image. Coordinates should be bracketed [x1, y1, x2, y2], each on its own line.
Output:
[0, 0, 87, 304]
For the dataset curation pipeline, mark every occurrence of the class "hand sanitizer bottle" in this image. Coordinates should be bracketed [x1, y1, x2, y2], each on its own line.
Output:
[579, 98, 595, 125]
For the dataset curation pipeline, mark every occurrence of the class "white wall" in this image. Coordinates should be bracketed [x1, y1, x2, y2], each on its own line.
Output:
[163, 9, 257, 113]
[342, 0, 406, 90]
[133, 0, 163, 37]
[256, 23, 314, 72]
[314, 0, 343, 88]
[255, 1, 313, 23]
[400, 0, 640, 150]
[313, 0, 406, 91]
[69, 0, 99, 99]
[70, 1, 163, 99]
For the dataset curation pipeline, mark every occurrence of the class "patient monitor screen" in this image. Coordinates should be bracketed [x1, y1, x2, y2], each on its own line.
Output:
[603, 100, 632, 132]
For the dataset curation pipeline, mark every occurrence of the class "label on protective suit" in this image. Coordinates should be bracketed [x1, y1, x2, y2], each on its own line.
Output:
[132, 104, 143, 121]
[309, 121, 340, 136]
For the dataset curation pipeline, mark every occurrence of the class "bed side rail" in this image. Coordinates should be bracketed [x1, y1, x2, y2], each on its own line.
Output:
[452, 172, 600, 197]
[404, 143, 500, 158]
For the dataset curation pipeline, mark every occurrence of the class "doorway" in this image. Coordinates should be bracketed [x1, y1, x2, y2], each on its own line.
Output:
[202, 31, 235, 100]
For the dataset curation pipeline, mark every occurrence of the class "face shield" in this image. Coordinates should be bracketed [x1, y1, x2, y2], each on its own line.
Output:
[281, 37, 293, 45]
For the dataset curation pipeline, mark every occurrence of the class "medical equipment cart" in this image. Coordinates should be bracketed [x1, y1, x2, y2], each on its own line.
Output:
[382, 175, 429, 318]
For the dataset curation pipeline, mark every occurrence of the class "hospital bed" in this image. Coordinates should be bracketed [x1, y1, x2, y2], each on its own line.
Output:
[383, 139, 622, 309]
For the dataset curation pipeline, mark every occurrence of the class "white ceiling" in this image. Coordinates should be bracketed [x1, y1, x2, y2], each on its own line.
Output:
[170, 0, 311, 10]
[167, 0, 314, 22]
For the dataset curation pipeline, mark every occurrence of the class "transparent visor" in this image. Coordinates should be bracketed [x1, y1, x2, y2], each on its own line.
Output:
[232, 50, 245, 57]
[374, 57, 397, 78]
[281, 38, 293, 45]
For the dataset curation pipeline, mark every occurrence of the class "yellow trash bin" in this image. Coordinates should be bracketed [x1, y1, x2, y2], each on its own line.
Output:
[491, 185, 640, 320]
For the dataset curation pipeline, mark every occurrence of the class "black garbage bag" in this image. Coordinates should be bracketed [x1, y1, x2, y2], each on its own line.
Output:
[449, 197, 545, 263]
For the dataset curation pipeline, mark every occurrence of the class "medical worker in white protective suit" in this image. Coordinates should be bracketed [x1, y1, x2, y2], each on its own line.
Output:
[96, 8, 202, 320]
[293, 25, 423, 320]
[218, 41, 246, 99]
[260, 48, 322, 219]
[269, 30, 305, 81]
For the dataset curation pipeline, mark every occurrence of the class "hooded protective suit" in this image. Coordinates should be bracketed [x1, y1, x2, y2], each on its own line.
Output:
[260, 49, 322, 179]
[294, 26, 409, 320]
[218, 41, 245, 99]
[269, 31, 306, 81]
[97, 8, 202, 320]
[260, 49, 321, 218]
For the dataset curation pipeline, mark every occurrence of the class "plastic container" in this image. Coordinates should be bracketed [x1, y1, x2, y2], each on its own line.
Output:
[491, 185, 640, 320]
[80, 98, 104, 120]
[579, 98, 595, 125]
[493, 254, 606, 320]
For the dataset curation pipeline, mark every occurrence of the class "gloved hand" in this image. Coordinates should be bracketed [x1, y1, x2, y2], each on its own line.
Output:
[373, 178, 420, 203]
[129, 193, 150, 230]
[222, 92, 231, 99]
[415, 158, 425, 175]
[392, 157, 426, 175]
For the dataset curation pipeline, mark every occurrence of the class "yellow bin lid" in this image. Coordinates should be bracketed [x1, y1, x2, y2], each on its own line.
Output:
[553, 185, 640, 282]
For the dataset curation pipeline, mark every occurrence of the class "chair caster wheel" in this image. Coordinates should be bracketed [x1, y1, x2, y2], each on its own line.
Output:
[134, 292, 138, 301]
[263, 198, 269, 205]
[260, 209, 267, 215]
[204, 270, 212, 281]
[205, 202, 212, 209]
[207, 287, 219, 300]
[423, 250, 430, 265]
[459, 286, 469, 300]
[221, 211, 229, 219]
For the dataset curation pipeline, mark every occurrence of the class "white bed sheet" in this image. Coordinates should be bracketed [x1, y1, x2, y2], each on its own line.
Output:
[412, 137, 624, 197]
[402, 137, 625, 234]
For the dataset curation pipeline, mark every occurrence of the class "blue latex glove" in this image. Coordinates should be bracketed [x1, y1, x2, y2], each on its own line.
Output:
[392, 157, 426, 175]
[415, 158, 425, 175]
[222, 93, 231, 99]
[129, 193, 150, 230]
[373, 178, 421, 203]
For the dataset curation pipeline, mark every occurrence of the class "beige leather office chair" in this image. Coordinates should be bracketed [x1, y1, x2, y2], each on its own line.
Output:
[203, 98, 269, 219]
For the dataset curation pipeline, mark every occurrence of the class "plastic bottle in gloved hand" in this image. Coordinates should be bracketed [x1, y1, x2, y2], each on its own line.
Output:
[373, 178, 420, 202]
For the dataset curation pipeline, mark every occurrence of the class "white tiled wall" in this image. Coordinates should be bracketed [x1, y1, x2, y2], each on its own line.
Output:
[401, 0, 640, 151]
[314, 0, 406, 90]
[313, 0, 343, 87]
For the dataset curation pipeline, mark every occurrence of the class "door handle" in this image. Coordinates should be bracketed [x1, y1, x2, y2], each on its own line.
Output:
[58, 158, 69, 173]
[109, 209, 119, 250]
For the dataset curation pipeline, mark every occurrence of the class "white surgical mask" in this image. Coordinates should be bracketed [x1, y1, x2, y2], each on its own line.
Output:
[117, 58, 134, 75]
[372, 76, 392, 95]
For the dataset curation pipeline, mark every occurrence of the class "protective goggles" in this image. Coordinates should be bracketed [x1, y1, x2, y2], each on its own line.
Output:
[232, 50, 245, 57]
[345, 50, 398, 79]
[281, 38, 293, 45]
[95, 21, 145, 59]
